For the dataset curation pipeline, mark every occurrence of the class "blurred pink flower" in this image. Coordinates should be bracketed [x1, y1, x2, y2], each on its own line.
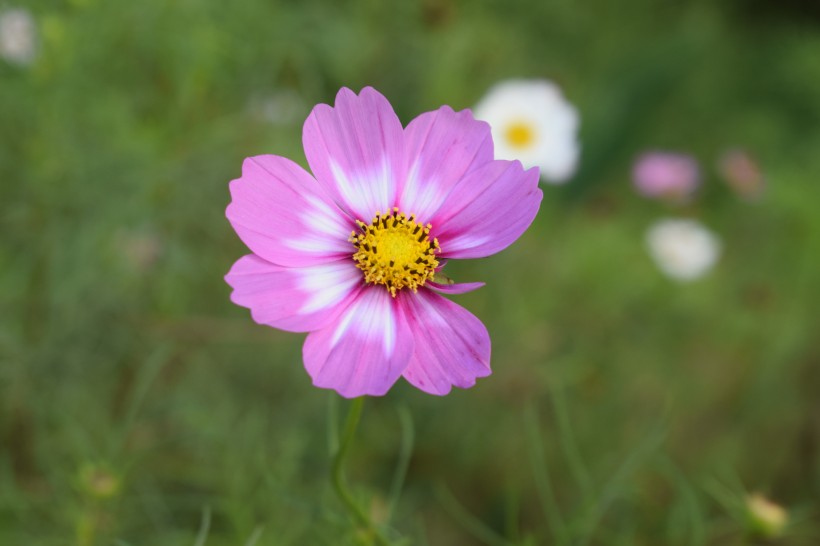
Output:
[718, 149, 764, 200]
[225, 87, 542, 398]
[632, 152, 700, 202]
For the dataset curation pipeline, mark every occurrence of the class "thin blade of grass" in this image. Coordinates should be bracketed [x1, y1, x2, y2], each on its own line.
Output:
[655, 455, 706, 546]
[243, 525, 264, 546]
[387, 403, 414, 521]
[113, 343, 173, 456]
[576, 423, 666, 546]
[523, 403, 569, 545]
[193, 506, 212, 546]
[551, 385, 594, 503]
[434, 483, 512, 546]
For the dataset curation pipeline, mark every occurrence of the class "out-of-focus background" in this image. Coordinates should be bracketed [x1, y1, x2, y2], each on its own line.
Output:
[2, 0, 819, 544]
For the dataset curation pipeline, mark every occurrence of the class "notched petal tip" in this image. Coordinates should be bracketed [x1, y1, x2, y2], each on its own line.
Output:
[302, 85, 405, 220]
[410, 376, 453, 396]
[332, 85, 391, 108]
[400, 104, 496, 220]
[313, 378, 392, 399]
[524, 164, 541, 182]
[405, 366, 491, 396]
[400, 290, 491, 395]
[357, 85, 384, 98]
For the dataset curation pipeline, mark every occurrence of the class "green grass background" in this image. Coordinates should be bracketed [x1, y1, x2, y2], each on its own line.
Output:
[2, 0, 819, 544]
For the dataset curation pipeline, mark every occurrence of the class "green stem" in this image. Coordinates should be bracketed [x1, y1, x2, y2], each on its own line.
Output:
[331, 397, 390, 546]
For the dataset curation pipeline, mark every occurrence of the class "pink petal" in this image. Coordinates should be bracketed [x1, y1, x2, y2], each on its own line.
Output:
[427, 281, 485, 295]
[226, 155, 354, 267]
[303, 286, 413, 398]
[225, 255, 361, 333]
[398, 106, 494, 221]
[302, 87, 406, 221]
[400, 289, 491, 395]
[431, 160, 542, 259]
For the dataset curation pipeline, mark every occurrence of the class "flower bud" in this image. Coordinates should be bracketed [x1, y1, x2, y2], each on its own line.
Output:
[78, 463, 121, 500]
[745, 493, 788, 539]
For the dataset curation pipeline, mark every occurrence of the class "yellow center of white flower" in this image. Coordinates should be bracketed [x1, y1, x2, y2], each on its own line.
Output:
[349, 208, 440, 297]
[504, 121, 536, 149]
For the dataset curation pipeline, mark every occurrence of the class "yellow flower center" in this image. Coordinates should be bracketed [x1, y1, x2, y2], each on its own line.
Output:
[504, 121, 536, 149]
[349, 208, 440, 297]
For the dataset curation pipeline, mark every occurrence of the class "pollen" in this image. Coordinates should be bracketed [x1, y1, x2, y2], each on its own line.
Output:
[349, 208, 440, 297]
[504, 121, 536, 149]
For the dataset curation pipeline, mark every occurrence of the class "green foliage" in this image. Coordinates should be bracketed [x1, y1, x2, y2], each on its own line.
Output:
[2, 0, 819, 544]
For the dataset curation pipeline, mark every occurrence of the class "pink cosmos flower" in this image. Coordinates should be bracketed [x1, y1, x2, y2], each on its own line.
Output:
[225, 87, 542, 398]
[632, 151, 700, 202]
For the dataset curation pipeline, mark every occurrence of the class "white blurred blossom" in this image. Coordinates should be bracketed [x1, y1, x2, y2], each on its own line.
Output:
[473, 79, 580, 184]
[248, 89, 307, 126]
[646, 219, 720, 281]
[0, 8, 36, 66]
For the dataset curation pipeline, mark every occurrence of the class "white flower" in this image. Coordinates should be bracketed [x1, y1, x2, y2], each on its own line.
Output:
[473, 79, 580, 184]
[0, 8, 36, 66]
[248, 89, 306, 126]
[646, 219, 720, 281]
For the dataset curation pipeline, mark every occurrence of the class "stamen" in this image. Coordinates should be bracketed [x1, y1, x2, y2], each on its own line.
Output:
[349, 209, 441, 297]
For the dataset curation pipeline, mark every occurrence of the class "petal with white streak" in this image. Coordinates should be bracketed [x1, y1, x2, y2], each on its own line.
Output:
[225, 255, 361, 333]
[431, 160, 542, 259]
[226, 155, 353, 267]
[399, 106, 494, 221]
[303, 287, 413, 397]
[303, 87, 406, 221]
[400, 289, 491, 395]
